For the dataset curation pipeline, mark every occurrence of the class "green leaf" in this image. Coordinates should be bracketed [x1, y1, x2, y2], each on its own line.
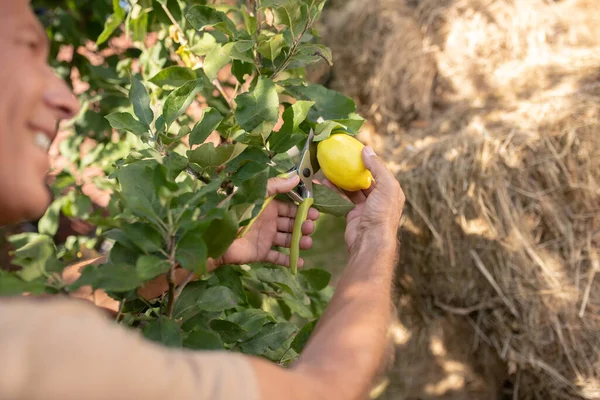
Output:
[176, 232, 208, 274]
[226, 309, 275, 340]
[300, 268, 331, 291]
[185, 5, 237, 37]
[242, 9, 257, 35]
[113, 0, 126, 19]
[313, 120, 347, 142]
[164, 151, 188, 180]
[256, 266, 304, 298]
[105, 112, 149, 137]
[130, 76, 154, 127]
[163, 79, 204, 128]
[121, 223, 164, 253]
[189, 108, 223, 146]
[258, 34, 286, 60]
[281, 293, 313, 318]
[287, 44, 333, 69]
[300, 43, 333, 66]
[234, 77, 279, 133]
[290, 320, 318, 353]
[231, 60, 253, 84]
[197, 286, 238, 312]
[96, 263, 141, 292]
[285, 83, 356, 121]
[239, 322, 297, 355]
[203, 210, 238, 259]
[274, 3, 304, 38]
[231, 41, 256, 64]
[0, 271, 45, 296]
[136, 255, 170, 281]
[129, 6, 149, 43]
[214, 267, 247, 303]
[149, 66, 196, 88]
[203, 42, 234, 80]
[108, 242, 141, 266]
[9, 235, 56, 282]
[173, 281, 208, 321]
[209, 320, 247, 343]
[231, 168, 269, 221]
[96, 13, 122, 46]
[183, 329, 224, 350]
[268, 100, 313, 152]
[143, 316, 182, 348]
[114, 161, 163, 223]
[38, 197, 64, 236]
[312, 183, 355, 216]
[189, 33, 218, 56]
[332, 113, 365, 133]
[187, 143, 246, 168]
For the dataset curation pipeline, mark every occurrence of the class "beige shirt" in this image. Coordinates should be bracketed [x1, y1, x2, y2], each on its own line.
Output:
[0, 297, 260, 400]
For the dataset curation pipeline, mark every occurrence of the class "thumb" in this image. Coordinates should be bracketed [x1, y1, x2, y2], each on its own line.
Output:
[362, 146, 394, 191]
[267, 173, 300, 196]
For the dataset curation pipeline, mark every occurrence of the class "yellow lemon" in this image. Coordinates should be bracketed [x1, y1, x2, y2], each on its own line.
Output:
[317, 134, 373, 191]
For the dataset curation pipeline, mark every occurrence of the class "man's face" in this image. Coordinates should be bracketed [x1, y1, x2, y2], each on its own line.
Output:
[0, 1, 79, 225]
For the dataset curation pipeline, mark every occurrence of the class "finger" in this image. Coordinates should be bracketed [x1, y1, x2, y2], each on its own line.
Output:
[299, 235, 313, 250]
[267, 174, 300, 197]
[343, 188, 367, 204]
[274, 233, 313, 249]
[276, 218, 315, 235]
[274, 232, 293, 247]
[362, 146, 397, 194]
[277, 217, 295, 233]
[277, 200, 298, 218]
[265, 250, 304, 268]
[301, 220, 315, 235]
[307, 207, 320, 221]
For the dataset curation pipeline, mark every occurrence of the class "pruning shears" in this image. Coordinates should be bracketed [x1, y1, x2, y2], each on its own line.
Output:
[286, 128, 319, 274]
[237, 129, 319, 274]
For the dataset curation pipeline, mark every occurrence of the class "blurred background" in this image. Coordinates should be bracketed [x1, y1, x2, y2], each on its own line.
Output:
[4, 0, 600, 398]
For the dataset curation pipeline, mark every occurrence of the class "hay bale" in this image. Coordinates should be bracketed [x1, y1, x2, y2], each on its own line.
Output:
[324, 0, 600, 398]
[396, 63, 600, 400]
[323, 0, 438, 129]
[381, 296, 508, 400]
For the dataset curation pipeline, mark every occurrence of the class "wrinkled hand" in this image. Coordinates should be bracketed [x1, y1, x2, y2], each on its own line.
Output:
[324, 147, 404, 256]
[216, 174, 320, 269]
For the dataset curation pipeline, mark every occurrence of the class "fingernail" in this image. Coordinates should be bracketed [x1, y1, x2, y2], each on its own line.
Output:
[364, 146, 376, 157]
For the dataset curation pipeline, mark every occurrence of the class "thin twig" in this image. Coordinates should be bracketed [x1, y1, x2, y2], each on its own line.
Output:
[173, 271, 197, 302]
[186, 165, 210, 184]
[116, 300, 125, 321]
[213, 79, 233, 108]
[271, 14, 313, 80]
[470, 250, 520, 318]
[161, 3, 188, 46]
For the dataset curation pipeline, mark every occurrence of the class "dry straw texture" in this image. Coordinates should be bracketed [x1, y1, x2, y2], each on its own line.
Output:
[325, 0, 600, 398]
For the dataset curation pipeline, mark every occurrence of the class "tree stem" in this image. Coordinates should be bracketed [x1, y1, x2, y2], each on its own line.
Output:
[166, 234, 177, 319]
[271, 15, 313, 80]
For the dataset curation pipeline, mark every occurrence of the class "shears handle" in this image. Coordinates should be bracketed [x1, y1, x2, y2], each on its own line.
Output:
[290, 197, 314, 274]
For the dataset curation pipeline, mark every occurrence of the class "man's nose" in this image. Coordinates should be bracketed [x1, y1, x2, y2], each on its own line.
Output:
[44, 72, 80, 121]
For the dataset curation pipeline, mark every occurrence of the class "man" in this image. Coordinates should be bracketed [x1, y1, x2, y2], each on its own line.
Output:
[0, 1, 405, 399]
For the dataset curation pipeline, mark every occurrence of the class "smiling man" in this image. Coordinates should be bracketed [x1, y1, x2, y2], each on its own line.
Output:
[0, 1, 405, 399]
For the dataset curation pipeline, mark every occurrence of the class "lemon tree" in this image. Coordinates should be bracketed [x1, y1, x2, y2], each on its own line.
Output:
[1, 0, 364, 363]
